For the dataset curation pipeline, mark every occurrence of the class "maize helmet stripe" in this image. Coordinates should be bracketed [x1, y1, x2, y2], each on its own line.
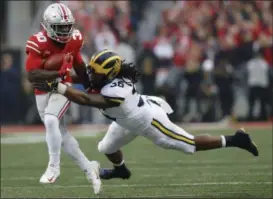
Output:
[101, 56, 121, 69]
[102, 95, 125, 101]
[88, 49, 122, 82]
[92, 49, 112, 63]
[102, 95, 125, 104]
[95, 52, 116, 65]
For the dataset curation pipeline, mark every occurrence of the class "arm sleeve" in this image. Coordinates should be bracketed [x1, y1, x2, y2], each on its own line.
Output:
[73, 31, 85, 68]
[25, 52, 43, 72]
[25, 35, 44, 72]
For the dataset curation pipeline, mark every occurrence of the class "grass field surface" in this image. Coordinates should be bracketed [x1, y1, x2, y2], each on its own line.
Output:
[1, 127, 272, 198]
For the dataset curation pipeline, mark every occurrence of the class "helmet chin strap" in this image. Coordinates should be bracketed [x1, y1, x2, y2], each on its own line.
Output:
[40, 22, 47, 31]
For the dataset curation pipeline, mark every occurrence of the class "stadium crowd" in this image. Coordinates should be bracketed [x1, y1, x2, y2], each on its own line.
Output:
[149, 0, 273, 122]
[1, 0, 272, 125]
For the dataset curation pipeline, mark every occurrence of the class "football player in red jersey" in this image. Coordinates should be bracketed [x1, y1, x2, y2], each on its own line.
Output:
[25, 3, 101, 194]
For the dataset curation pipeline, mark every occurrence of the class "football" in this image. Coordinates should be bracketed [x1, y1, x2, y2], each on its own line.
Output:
[43, 53, 68, 71]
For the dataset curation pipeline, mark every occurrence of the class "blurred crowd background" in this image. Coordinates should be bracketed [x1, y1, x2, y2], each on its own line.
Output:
[1, 0, 272, 125]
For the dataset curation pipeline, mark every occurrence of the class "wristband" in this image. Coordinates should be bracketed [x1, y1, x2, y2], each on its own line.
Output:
[57, 83, 67, 94]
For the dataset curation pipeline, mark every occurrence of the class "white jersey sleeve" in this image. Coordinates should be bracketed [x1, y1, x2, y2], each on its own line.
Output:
[100, 78, 134, 105]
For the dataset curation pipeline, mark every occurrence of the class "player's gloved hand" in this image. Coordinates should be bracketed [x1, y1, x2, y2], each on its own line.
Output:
[32, 80, 59, 92]
[58, 53, 73, 80]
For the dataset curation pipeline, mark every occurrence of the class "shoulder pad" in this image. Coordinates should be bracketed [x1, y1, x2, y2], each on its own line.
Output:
[100, 79, 133, 103]
[71, 29, 84, 49]
[25, 32, 48, 55]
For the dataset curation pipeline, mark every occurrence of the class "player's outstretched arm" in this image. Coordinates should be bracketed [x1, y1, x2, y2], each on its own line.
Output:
[32, 81, 118, 109]
[60, 84, 111, 108]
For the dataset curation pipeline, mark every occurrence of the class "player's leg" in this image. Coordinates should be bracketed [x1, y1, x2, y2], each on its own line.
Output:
[98, 122, 137, 180]
[35, 94, 60, 183]
[172, 123, 258, 155]
[59, 118, 93, 172]
[146, 104, 258, 156]
[59, 119, 101, 194]
[39, 93, 70, 183]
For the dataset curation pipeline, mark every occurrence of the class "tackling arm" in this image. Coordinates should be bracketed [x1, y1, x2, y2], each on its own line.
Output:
[58, 83, 118, 109]
[32, 80, 118, 109]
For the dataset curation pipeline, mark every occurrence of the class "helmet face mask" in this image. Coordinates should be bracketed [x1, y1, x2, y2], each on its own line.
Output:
[91, 72, 108, 89]
[42, 3, 75, 43]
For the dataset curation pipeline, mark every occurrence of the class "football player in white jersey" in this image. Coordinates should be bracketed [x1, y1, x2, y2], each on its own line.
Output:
[33, 49, 259, 180]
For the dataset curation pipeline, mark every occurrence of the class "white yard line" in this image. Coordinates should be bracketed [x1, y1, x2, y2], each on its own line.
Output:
[1, 131, 101, 145]
[1, 122, 271, 145]
[1, 181, 272, 189]
[0, 193, 254, 198]
[126, 159, 264, 165]
[92, 192, 261, 198]
[1, 163, 271, 173]
[0, 158, 267, 168]
[131, 164, 272, 170]
[1, 171, 271, 181]
[140, 172, 272, 178]
[1, 164, 271, 172]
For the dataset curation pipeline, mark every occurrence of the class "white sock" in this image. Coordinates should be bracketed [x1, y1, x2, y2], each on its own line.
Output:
[44, 114, 62, 167]
[113, 160, 125, 167]
[61, 131, 91, 173]
[221, 135, 226, 147]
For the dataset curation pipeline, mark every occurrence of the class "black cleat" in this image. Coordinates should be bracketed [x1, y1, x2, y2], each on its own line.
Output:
[99, 167, 131, 180]
[234, 128, 259, 156]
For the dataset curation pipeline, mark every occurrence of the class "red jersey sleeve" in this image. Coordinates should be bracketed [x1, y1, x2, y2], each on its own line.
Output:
[25, 35, 44, 72]
[25, 51, 43, 72]
[72, 29, 85, 66]
[25, 34, 45, 56]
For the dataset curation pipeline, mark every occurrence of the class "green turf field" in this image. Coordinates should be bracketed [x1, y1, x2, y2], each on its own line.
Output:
[1, 128, 272, 198]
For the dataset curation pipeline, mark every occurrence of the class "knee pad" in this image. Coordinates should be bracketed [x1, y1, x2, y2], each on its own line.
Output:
[44, 114, 59, 129]
[98, 140, 117, 154]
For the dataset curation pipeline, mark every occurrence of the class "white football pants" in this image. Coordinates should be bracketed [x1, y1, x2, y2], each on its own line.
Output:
[98, 96, 196, 154]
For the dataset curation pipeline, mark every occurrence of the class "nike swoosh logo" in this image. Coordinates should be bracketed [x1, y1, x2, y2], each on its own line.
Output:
[48, 175, 55, 182]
